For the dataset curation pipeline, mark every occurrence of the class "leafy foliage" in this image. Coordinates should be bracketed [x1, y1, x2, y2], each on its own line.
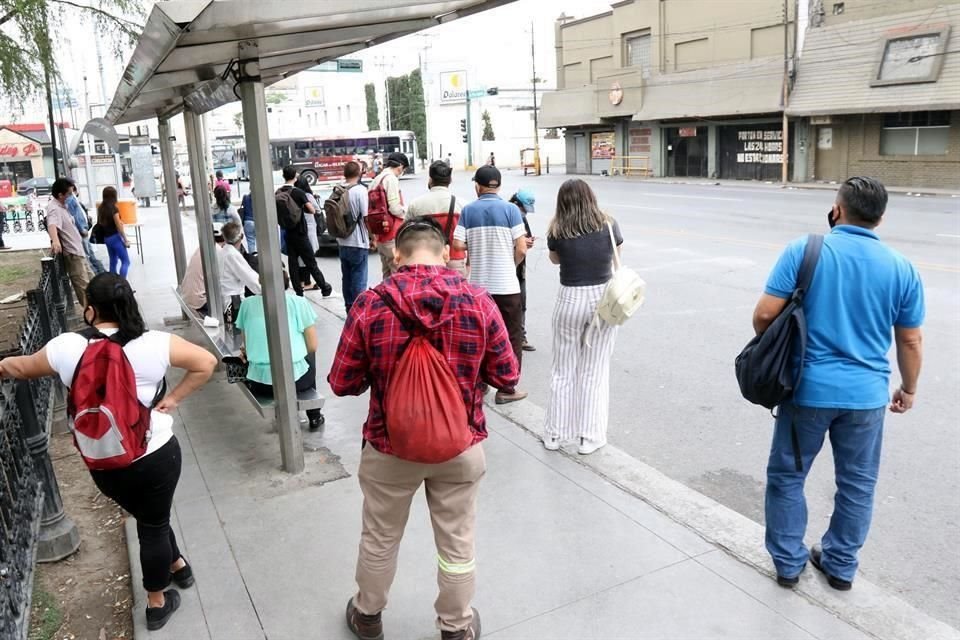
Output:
[481, 109, 495, 141]
[385, 68, 426, 159]
[0, 0, 144, 109]
[364, 82, 379, 130]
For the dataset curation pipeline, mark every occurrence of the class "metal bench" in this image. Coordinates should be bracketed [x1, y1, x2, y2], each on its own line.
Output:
[170, 286, 324, 418]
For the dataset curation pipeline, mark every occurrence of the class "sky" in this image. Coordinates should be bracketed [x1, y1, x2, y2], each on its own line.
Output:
[2, 0, 615, 126]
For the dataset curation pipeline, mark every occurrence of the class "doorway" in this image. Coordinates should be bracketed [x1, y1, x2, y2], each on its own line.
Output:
[665, 127, 708, 177]
[574, 135, 588, 174]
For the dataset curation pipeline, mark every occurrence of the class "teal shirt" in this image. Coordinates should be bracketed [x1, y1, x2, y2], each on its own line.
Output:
[236, 293, 317, 385]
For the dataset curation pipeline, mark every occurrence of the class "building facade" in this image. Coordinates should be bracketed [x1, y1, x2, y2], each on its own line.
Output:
[541, 0, 797, 180]
[788, 1, 960, 189]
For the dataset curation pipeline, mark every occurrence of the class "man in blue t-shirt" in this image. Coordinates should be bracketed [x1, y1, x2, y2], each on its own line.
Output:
[752, 177, 925, 592]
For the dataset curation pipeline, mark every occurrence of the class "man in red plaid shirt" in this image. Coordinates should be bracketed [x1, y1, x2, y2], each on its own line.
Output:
[329, 217, 519, 640]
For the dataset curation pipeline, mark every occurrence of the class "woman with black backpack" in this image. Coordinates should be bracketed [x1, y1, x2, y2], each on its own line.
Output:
[0, 273, 217, 630]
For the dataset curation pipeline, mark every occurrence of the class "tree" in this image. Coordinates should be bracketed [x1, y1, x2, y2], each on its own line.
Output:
[385, 69, 426, 160]
[0, 0, 143, 109]
[265, 91, 288, 105]
[481, 109, 495, 142]
[364, 82, 379, 130]
[232, 112, 243, 132]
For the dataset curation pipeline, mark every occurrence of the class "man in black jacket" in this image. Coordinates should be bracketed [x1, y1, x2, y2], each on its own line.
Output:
[277, 165, 331, 297]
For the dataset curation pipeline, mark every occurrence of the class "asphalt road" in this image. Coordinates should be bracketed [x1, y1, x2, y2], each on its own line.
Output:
[249, 170, 960, 626]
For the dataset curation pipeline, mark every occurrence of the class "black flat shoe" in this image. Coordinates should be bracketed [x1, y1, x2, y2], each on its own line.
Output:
[810, 544, 853, 591]
[309, 413, 325, 431]
[146, 589, 181, 631]
[172, 560, 195, 589]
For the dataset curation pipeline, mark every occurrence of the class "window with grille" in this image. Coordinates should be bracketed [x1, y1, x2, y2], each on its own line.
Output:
[880, 111, 950, 155]
[623, 32, 651, 77]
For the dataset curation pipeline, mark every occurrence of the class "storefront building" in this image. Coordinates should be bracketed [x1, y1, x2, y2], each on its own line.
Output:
[788, 3, 960, 189]
[540, 0, 798, 180]
[0, 127, 46, 183]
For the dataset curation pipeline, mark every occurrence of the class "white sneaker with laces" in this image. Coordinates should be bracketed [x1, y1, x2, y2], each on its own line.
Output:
[578, 437, 607, 455]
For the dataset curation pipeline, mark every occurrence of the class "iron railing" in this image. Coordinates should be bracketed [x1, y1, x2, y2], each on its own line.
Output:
[0, 255, 78, 640]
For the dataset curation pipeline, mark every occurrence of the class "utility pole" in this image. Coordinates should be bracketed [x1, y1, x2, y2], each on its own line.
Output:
[419, 34, 434, 162]
[465, 79, 474, 168]
[94, 35, 123, 191]
[781, 0, 790, 184]
[531, 20, 542, 176]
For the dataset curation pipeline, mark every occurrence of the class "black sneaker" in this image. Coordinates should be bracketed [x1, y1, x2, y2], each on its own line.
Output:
[441, 608, 481, 640]
[171, 560, 195, 588]
[308, 413, 325, 431]
[146, 589, 181, 631]
[321, 284, 333, 298]
[810, 544, 853, 591]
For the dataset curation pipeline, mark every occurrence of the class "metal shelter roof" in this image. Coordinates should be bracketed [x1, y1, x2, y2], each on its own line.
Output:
[106, 0, 513, 125]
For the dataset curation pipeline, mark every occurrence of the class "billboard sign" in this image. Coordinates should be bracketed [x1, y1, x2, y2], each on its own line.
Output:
[304, 87, 325, 107]
[439, 71, 468, 104]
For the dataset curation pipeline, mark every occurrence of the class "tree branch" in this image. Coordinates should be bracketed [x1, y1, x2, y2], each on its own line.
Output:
[48, 0, 143, 35]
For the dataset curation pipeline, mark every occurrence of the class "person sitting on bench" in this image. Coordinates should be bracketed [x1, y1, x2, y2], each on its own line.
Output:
[235, 269, 325, 430]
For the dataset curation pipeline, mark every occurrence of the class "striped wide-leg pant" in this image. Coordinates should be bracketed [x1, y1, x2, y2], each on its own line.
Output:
[544, 283, 619, 443]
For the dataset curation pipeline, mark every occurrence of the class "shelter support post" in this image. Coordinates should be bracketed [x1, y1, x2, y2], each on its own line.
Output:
[183, 109, 224, 323]
[159, 118, 188, 283]
[237, 53, 304, 474]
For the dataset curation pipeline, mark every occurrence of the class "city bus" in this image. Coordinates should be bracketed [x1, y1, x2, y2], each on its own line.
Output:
[266, 131, 418, 185]
[212, 143, 239, 182]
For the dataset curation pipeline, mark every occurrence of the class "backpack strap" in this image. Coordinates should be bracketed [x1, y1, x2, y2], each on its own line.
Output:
[793, 234, 823, 302]
[443, 196, 457, 244]
[606, 221, 621, 271]
[373, 287, 423, 336]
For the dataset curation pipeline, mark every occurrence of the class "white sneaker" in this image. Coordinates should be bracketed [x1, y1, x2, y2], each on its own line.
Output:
[542, 434, 561, 451]
[578, 437, 607, 455]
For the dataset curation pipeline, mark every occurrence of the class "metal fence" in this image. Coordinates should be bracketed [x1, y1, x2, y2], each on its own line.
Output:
[0, 255, 76, 640]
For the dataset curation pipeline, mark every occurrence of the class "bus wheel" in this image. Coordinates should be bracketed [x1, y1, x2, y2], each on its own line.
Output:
[301, 170, 318, 186]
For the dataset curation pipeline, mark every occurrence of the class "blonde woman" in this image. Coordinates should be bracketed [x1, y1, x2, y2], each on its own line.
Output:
[544, 179, 623, 455]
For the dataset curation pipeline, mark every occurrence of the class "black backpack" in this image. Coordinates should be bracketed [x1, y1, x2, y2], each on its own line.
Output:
[275, 186, 303, 230]
[735, 234, 823, 411]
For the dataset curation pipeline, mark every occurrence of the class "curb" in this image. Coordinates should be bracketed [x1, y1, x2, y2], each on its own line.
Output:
[487, 397, 960, 640]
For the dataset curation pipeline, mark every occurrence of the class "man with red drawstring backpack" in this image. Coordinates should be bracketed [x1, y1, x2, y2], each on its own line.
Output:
[329, 217, 519, 640]
[366, 151, 408, 279]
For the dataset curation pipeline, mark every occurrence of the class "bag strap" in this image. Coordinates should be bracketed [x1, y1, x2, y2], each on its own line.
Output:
[373, 287, 423, 336]
[793, 234, 823, 302]
[443, 196, 456, 244]
[607, 221, 621, 271]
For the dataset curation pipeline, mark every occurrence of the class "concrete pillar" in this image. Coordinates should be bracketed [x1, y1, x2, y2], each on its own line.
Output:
[237, 52, 304, 474]
[183, 109, 223, 322]
[158, 118, 188, 283]
[707, 124, 718, 178]
[793, 118, 810, 183]
[650, 126, 663, 177]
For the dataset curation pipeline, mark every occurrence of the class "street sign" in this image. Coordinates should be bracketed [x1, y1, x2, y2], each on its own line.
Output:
[312, 59, 363, 73]
[468, 89, 487, 99]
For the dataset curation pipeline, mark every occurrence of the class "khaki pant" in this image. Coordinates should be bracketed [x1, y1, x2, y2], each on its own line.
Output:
[64, 253, 92, 308]
[353, 444, 486, 633]
[377, 241, 397, 279]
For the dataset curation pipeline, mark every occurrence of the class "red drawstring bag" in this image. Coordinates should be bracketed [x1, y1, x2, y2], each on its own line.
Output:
[375, 289, 472, 464]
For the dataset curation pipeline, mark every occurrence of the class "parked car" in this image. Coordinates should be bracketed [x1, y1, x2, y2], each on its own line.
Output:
[16, 177, 54, 197]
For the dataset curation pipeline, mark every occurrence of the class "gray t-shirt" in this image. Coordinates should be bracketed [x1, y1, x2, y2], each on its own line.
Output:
[547, 220, 624, 287]
[337, 183, 369, 250]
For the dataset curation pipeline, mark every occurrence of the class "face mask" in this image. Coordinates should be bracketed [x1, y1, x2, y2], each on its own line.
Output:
[827, 209, 837, 229]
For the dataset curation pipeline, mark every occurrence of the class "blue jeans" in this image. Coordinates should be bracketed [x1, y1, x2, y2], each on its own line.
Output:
[84, 237, 106, 274]
[339, 245, 368, 311]
[765, 403, 886, 581]
[104, 233, 131, 278]
[244, 219, 256, 254]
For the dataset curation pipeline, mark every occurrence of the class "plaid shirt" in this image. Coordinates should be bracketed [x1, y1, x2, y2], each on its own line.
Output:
[327, 264, 519, 454]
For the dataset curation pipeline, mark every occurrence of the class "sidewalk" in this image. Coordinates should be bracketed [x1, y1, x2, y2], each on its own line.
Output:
[121, 283, 958, 640]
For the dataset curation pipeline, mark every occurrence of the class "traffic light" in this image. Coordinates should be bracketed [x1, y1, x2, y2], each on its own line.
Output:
[486, 87, 499, 96]
[460, 119, 468, 143]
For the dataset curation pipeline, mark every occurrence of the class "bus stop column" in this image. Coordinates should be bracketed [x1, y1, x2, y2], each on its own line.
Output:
[158, 117, 188, 283]
[237, 53, 304, 474]
[183, 108, 224, 323]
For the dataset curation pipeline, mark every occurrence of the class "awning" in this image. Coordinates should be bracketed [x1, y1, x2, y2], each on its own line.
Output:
[106, 0, 514, 125]
[787, 6, 960, 116]
[634, 57, 784, 121]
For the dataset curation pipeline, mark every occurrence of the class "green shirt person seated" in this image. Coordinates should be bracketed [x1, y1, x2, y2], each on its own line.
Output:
[234, 270, 324, 430]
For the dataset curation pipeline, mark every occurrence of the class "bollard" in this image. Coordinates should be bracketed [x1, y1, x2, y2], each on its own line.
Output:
[14, 377, 80, 563]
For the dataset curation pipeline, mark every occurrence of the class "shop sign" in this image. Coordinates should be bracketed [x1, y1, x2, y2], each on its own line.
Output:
[591, 132, 615, 159]
[439, 71, 468, 104]
[678, 127, 697, 137]
[608, 82, 624, 106]
[735, 129, 783, 164]
[0, 143, 40, 158]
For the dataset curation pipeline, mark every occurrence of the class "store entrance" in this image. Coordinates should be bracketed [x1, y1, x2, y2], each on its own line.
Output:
[665, 127, 708, 177]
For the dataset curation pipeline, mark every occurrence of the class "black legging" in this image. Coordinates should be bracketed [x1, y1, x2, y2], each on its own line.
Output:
[90, 437, 182, 592]
[286, 231, 327, 295]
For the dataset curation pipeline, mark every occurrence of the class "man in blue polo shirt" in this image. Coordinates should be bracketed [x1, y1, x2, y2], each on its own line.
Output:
[752, 176, 924, 592]
[453, 166, 528, 404]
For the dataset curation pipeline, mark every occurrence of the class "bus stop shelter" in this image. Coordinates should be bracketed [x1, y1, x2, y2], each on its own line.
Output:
[105, 0, 512, 473]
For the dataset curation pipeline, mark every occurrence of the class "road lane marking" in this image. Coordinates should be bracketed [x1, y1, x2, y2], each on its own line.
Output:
[614, 193, 743, 202]
[608, 203, 666, 210]
[936, 233, 960, 238]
